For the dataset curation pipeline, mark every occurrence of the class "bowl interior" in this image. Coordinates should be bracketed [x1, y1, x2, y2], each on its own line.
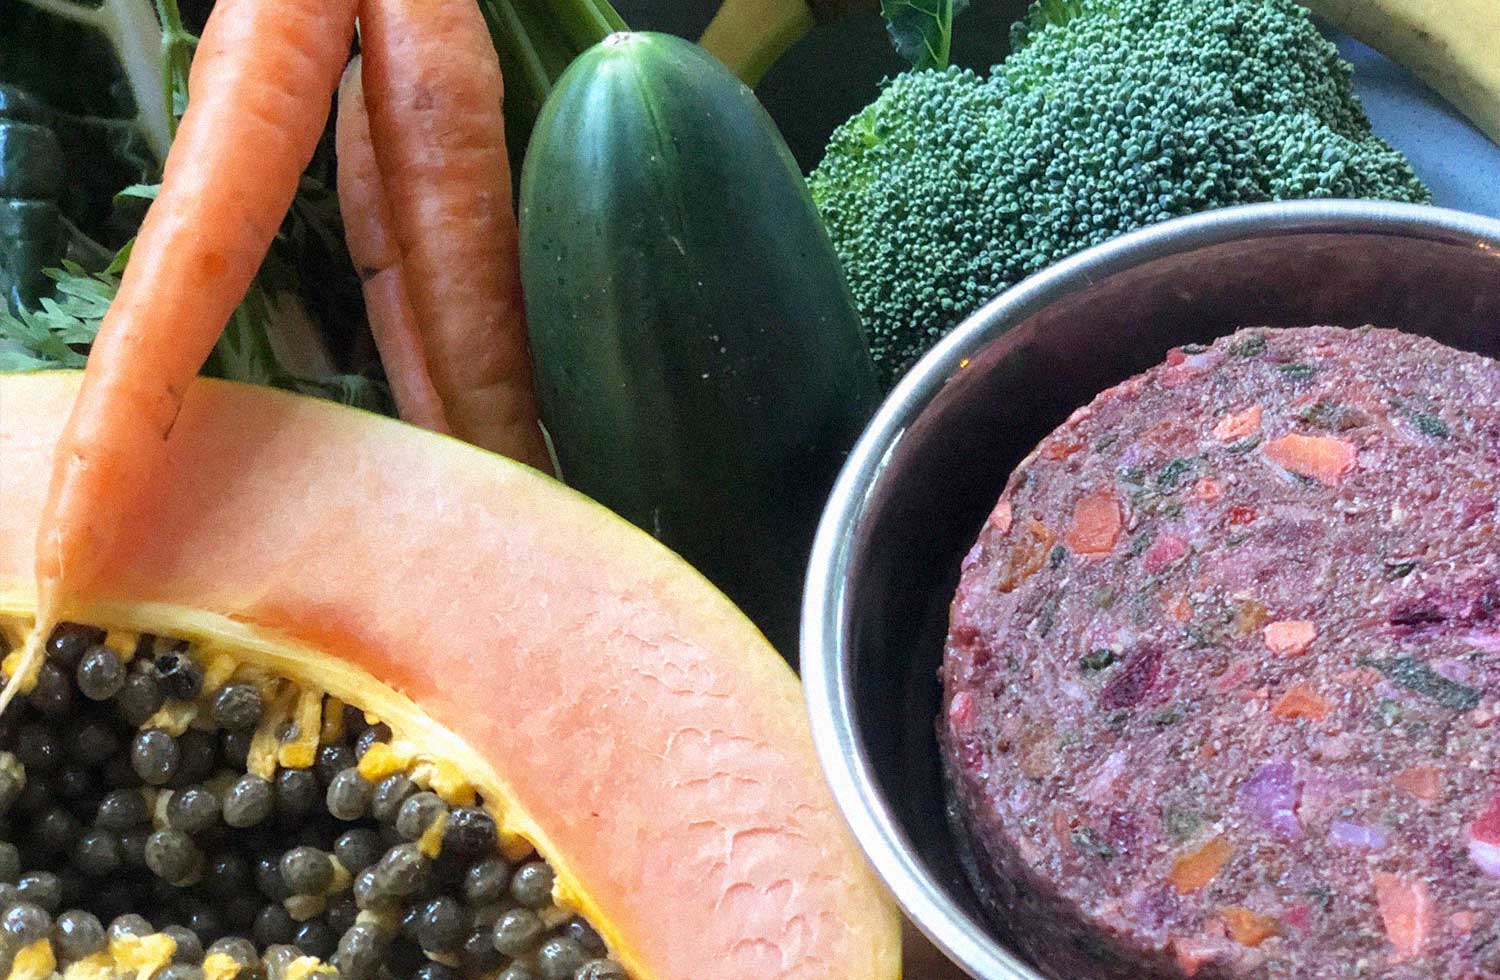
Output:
[823, 209, 1500, 977]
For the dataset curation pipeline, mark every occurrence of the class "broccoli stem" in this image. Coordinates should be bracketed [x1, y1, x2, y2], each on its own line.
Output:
[700, 0, 816, 87]
[479, 0, 626, 170]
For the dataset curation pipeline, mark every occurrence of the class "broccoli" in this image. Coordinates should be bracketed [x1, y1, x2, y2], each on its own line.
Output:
[808, 0, 1432, 387]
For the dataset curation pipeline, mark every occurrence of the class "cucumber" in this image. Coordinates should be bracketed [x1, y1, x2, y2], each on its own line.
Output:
[519, 32, 880, 660]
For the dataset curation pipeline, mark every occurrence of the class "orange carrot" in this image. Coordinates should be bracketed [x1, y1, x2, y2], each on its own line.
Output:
[1392, 766, 1443, 802]
[1373, 873, 1432, 961]
[357, 0, 551, 472]
[1169, 836, 1234, 895]
[1263, 619, 1318, 657]
[5, 0, 357, 710]
[1212, 405, 1264, 442]
[1219, 907, 1279, 948]
[336, 58, 450, 435]
[1270, 684, 1332, 722]
[1065, 488, 1123, 555]
[1263, 433, 1357, 485]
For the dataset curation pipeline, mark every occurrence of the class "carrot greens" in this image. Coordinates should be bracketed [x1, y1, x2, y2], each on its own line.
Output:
[0, 0, 384, 411]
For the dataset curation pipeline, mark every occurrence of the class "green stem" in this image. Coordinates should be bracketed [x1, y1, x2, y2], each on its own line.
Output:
[481, 0, 626, 175]
[153, 0, 196, 139]
[700, 0, 815, 87]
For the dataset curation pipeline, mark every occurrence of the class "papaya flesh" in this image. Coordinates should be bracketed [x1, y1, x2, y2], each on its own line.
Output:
[0, 372, 900, 980]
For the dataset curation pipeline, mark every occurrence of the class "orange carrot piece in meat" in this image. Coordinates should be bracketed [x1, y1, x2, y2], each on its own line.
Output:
[1169, 836, 1234, 895]
[1220, 907, 1279, 948]
[1264, 619, 1317, 656]
[1393, 766, 1443, 802]
[1212, 405, 1263, 442]
[1270, 684, 1332, 722]
[357, 0, 551, 472]
[1373, 873, 1432, 961]
[336, 58, 450, 435]
[4, 0, 357, 712]
[1263, 433, 1356, 485]
[1065, 488, 1123, 555]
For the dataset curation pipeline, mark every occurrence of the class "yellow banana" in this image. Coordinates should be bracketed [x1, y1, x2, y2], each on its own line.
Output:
[1301, 0, 1500, 146]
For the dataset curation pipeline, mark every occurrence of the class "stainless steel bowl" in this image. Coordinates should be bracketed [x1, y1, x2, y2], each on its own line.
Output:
[801, 200, 1500, 980]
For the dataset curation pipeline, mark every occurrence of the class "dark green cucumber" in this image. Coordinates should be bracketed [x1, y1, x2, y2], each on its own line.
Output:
[519, 32, 879, 660]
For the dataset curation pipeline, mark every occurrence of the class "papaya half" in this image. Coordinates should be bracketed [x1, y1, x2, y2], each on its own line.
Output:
[0, 371, 900, 980]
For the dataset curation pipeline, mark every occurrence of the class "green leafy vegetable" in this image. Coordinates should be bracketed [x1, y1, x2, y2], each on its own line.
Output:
[1365, 655, 1482, 712]
[0, 0, 384, 414]
[1070, 827, 1115, 860]
[1080, 649, 1117, 672]
[882, 0, 969, 71]
[0, 262, 112, 370]
[1410, 411, 1450, 438]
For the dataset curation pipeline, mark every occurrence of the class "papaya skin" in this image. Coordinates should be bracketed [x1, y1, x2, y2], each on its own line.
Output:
[0, 371, 901, 980]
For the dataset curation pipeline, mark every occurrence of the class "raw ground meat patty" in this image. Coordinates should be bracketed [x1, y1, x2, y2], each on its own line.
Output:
[940, 326, 1500, 980]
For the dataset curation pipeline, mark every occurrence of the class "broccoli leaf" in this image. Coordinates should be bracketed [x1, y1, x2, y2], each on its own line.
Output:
[881, 0, 970, 71]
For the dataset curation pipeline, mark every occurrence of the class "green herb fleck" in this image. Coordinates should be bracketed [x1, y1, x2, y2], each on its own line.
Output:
[1226, 436, 1263, 455]
[1184, 625, 1216, 649]
[1383, 559, 1419, 580]
[1306, 884, 1334, 912]
[1150, 705, 1185, 726]
[1162, 806, 1204, 843]
[1181, 343, 1209, 354]
[1080, 649, 1118, 672]
[1375, 698, 1401, 728]
[1156, 456, 1197, 489]
[1278, 362, 1317, 381]
[1364, 656, 1481, 712]
[1117, 465, 1147, 487]
[1070, 828, 1116, 861]
[1233, 334, 1267, 358]
[1128, 531, 1155, 558]
[1090, 587, 1117, 610]
[1049, 545, 1068, 569]
[1299, 400, 1341, 429]
[1037, 599, 1059, 638]
[1410, 412, 1450, 438]
[1106, 709, 1131, 730]
[1160, 502, 1185, 519]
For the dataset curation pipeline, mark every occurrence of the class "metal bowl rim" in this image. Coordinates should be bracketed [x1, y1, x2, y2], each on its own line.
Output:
[800, 199, 1500, 979]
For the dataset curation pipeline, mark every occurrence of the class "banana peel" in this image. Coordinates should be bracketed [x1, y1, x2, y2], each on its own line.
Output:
[1301, 0, 1500, 147]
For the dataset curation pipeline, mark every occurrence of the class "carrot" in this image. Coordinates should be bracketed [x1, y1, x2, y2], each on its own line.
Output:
[1212, 404, 1264, 442]
[1263, 433, 1357, 485]
[3, 0, 357, 712]
[1065, 488, 1123, 555]
[1263, 619, 1318, 657]
[1270, 684, 1332, 722]
[1168, 835, 1234, 894]
[1392, 766, 1442, 801]
[357, 0, 552, 472]
[1372, 872, 1432, 961]
[1219, 906, 1279, 948]
[336, 58, 450, 435]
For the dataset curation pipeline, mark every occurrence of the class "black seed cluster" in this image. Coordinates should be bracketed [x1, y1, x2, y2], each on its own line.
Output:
[0, 623, 626, 979]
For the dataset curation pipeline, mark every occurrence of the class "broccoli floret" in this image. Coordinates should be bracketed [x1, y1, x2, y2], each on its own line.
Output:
[809, 0, 1431, 387]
